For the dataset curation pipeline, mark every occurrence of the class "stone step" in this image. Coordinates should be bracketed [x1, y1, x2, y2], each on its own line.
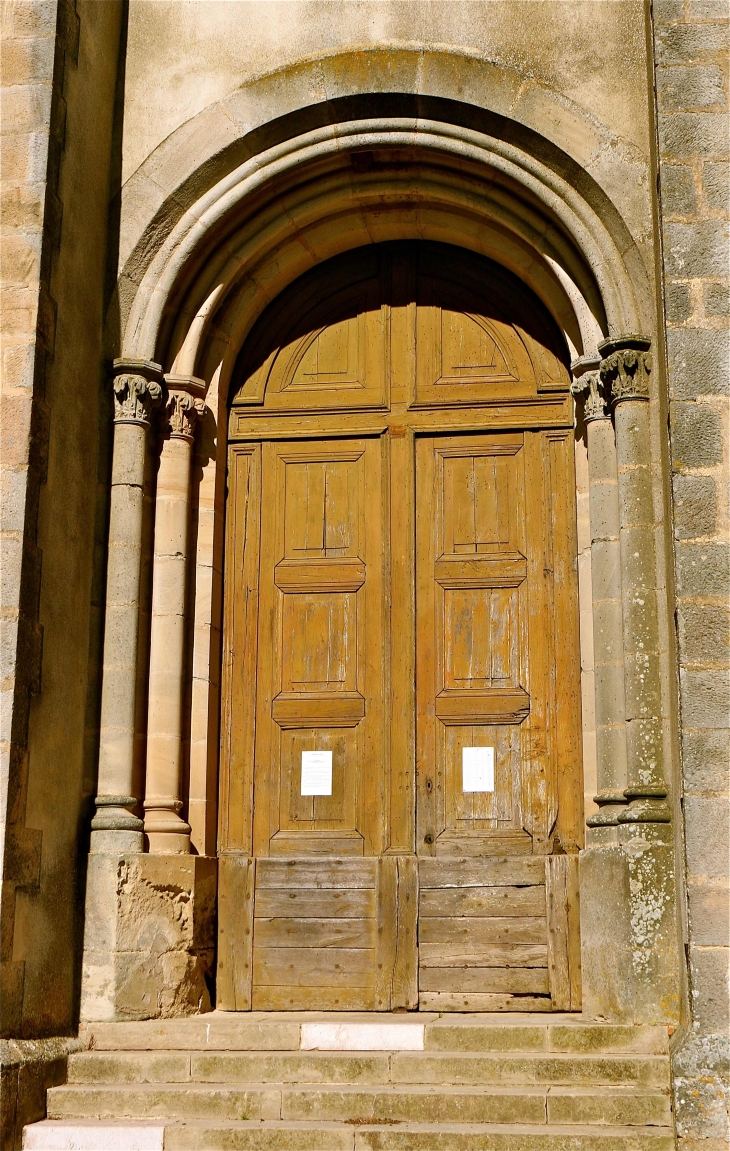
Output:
[80, 1013, 669, 1056]
[46, 1082, 671, 1126]
[24, 1118, 678, 1151]
[66, 1049, 671, 1089]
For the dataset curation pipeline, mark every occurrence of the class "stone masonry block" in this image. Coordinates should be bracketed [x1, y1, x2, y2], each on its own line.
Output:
[81, 854, 216, 1023]
[683, 321, 730, 403]
[666, 281, 692, 323]
[681, 668, 730, 727]
[689, 945, 730, 1033]
[704, 283, 730, 316]
[682, 728, 730, 793]
[684, 796, 730, 879]
[688, 882, 730, 945]
[689, 0, 730, 17]
[665, 221, 730, 279]
[657, 65, 726, 110]
[672, 474, 717, 537]
[678, 603, 730, 662]
[671, 400, 724, 469]
[676, 542, 730, 596]
[656, 23, 730, 66]
[0, 1, 58, 39]
[660, 113, 729, 159]
[703, 161, 729, 212]
[653, 0, 685, 22]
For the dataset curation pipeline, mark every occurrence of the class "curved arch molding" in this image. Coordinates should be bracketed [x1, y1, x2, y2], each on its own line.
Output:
[116, 50, 656, 394]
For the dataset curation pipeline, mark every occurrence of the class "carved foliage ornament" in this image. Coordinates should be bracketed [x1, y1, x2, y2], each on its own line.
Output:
[113, 373, 163, 423]
[165, 389, 205, 440]
[600, 345, 652, 405]
[570, 371, 609, 422]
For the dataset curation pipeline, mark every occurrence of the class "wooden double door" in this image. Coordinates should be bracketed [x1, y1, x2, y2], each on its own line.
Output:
[218, 243, 583, 1012]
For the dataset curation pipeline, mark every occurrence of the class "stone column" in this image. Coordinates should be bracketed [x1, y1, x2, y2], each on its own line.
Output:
[144, 376, 205, 853]
[599, 336, 670, 824]
[90, 360, 163, 851]
[571, 358, 629, 828]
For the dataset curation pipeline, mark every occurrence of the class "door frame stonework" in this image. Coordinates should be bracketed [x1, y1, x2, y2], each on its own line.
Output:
[80, 54, 685, 1029]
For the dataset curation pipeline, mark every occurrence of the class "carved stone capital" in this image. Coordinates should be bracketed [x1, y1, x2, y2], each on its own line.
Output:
[598, 335, 652, 406]
[162, 375, 206, 441]
[112, 358, 164, 425]
[571, 371, 610, 422]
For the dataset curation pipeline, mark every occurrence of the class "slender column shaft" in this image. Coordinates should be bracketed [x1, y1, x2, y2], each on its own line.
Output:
[600, 336, 670, 824]
[91, 361, 163, 850]
[572, 362, 629, 827]
[144, 380, 205, 853]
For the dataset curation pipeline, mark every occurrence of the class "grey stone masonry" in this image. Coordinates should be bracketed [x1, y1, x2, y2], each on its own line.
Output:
[654, 0, 730, 1145]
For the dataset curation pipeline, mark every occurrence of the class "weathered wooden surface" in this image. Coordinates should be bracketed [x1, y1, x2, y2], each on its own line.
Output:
[545, 854, 582, 1010]
[224, 245, 581, 1011]
[216, 856, 255, 1010]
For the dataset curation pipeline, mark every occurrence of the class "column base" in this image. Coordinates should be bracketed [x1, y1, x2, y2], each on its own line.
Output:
[144, 800, 192, 854]
[80, 853, 216, 1022]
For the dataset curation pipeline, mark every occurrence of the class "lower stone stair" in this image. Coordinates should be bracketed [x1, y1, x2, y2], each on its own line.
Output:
[24, 1013, 676, 1149]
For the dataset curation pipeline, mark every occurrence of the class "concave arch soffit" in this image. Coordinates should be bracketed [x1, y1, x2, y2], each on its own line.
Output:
[117, 49, 654, 398]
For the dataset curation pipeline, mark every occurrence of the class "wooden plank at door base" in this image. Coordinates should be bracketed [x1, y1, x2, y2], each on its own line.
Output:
[545, 854, 582, 1010]
[393, 856, 419, 1009]
[216, 856, 255, 1010]
[254, 986, 376, 1011]
[253, 946, 375, 987]
[419, 857, 546, 888]
[375, 855, 419, 1010]
[419, 942, 548, 967]
[420, 885, 546, 918]
[419, 965, 550, 994]
[420, 992, 553, 1012]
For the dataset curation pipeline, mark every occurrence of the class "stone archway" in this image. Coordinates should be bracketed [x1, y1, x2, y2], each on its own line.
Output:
[81, 64, 682, 1027]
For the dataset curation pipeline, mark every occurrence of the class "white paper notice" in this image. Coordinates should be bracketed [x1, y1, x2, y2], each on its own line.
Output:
[462, 746, 495, 793]
[301, 750, 333, 796]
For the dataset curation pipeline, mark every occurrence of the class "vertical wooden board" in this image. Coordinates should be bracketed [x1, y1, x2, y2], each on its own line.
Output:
[547, 431, 584, 854]
[375, 855, 397, 1009]
[216, 856, 255, 1010]
[565, 853, 582, 1009]
[415, 437, 437, 855]
[545, 855, 574, 1011]
[393, 855, 419, 1009]
[387, 428, 415, 852]
[219, 445, 260, 854]
[521, 433, 555, 851]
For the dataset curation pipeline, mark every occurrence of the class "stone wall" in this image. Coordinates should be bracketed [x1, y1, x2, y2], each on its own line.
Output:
[1, 0, 123, 1143]
[653, 0, 730, 1145]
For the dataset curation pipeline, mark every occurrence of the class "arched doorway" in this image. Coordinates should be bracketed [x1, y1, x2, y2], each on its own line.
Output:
[218, 241, 583, 1012]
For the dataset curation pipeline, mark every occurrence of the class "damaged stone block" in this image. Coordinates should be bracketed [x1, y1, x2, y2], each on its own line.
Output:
[80, 853, 216, 1022]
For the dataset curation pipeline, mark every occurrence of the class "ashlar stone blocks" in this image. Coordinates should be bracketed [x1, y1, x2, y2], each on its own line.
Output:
[80, 854, 216, 1023]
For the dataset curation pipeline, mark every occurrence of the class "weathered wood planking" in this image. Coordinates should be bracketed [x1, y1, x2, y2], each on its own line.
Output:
[419, 943, 549, 968]
[420, 992, 553, 1012]
[419, 916, 547, 947]
[216, 856, 255, 1010]
[254, 917, 374, 949]
[419, 858, 546, 888]
[254, 986, 376, 1011]
[392, 855, 419, 1009]
[545, 854, 582, 1010]
[256, 859, 377, 889]
[253, 946, 375, 987]
[419, 966, 550, 994]
[255, 888, 376, 919]
[420, 885, 546, 918]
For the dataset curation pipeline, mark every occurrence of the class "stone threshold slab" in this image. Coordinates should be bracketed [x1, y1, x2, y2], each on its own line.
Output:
[23, 1122, 165, 1150]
